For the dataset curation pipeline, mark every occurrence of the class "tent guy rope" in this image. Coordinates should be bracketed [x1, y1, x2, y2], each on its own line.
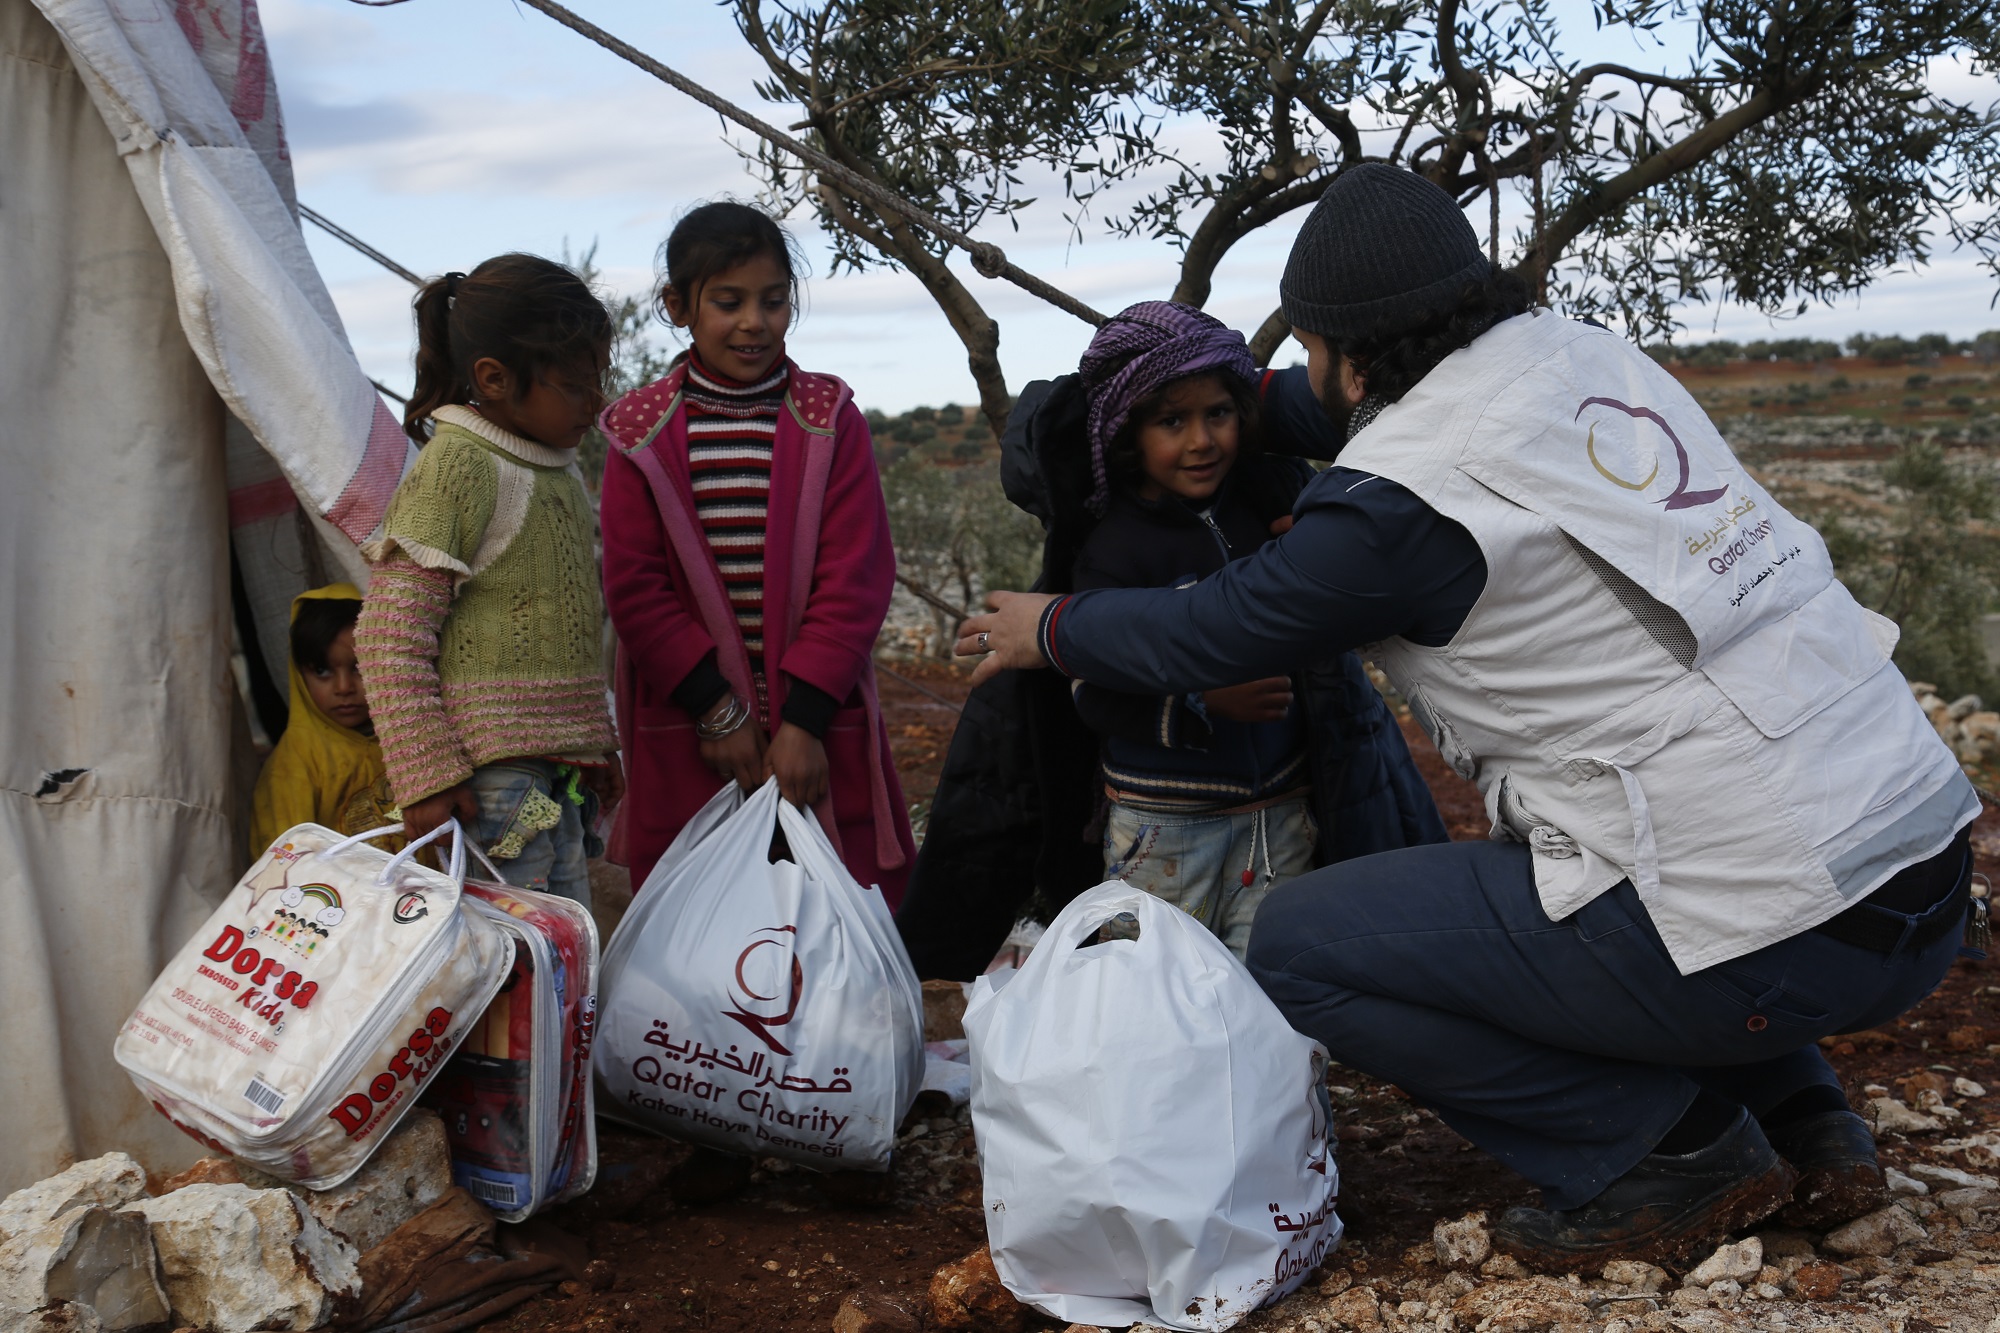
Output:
[508, 0, 1108, 327]
[341, 0, 1108, 328]
[300, 204, 424, 287]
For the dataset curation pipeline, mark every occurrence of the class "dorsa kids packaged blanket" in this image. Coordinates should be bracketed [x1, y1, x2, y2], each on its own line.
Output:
[114, 820, 513, 1190]
[422, 858, 600, 1221]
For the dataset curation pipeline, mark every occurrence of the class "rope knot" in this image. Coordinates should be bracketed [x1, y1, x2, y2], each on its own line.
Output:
[968, 242, 1008, 279]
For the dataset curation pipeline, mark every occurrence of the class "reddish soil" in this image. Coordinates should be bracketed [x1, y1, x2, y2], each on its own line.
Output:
[489, 680, 2000, 1332]
[873, 658, 974, 811]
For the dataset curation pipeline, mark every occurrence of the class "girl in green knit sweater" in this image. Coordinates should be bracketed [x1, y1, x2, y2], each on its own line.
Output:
[355, 253, 623, 904]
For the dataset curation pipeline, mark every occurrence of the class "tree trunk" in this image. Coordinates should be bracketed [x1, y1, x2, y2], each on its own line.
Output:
[812, 183, 1013, 439]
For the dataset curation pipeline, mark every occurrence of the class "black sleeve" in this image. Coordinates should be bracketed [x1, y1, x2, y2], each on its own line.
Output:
[1070, 679, 1214, 749]
[781, 676, 840, 738]
[670, 649, 731, 719]
[1257, 366, 1342, 462]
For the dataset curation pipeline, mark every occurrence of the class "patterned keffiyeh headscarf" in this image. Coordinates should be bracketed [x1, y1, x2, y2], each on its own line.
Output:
[1079, 301, 1258, 515]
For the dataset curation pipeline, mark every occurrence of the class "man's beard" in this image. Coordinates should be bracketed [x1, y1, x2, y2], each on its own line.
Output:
[1317, 376, 1356, 446]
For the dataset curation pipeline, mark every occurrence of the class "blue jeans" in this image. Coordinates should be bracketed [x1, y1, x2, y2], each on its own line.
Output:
[1246, 838, 1965, 1208]
[466, 760, 591, 906]
[1104, 796, 1317, 961]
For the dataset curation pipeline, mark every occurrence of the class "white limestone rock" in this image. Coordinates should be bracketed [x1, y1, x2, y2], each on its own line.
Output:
[296, 1109, 451, 1253]
[1820, 1204, 1927, 1258]
[1601, 1259, 1670, 1294]
[1936, 1186, 2000, 1226]
[1431, 1211, 1491, 1270]
[1885, 1166, 1930, 1196]
[0, 1158, 147, 1246]
[125, 1184, 359, 1333]
[1685, 1236, 1763, 1287]
[1865, 1097, 1942, 1136]
[0, 1207, 166, 1332]
[0, 1303, 104, 1333]
[1909, 1161, 1998, 1190]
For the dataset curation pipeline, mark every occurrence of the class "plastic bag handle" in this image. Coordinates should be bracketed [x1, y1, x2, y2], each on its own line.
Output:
[773, 794, 842, 884]
[776, 794, 886, 905]
[1058, 884, 1160, 954]
[465, 839, 507, 884]
[373, 818, 465, 886]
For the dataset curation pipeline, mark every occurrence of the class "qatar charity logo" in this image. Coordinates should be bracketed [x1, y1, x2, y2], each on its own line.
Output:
[1577, 396, 1729, 512]
[721, 925, 805, 1056]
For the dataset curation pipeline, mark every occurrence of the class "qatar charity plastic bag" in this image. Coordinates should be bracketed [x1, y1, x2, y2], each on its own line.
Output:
[598, 779, 740, 999]
[115, 820, 513, 1190]
[422, 851, 600, 1221]
[596, 779, 923, 1170]
[964, 881, 1341, 1331]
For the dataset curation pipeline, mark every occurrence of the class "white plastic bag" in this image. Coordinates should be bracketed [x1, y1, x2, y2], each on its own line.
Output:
[598, 780, 741, 997]
[115, 820, 513, 1190]
[424, 851, 600, 1221]
[595, 780, 923, 1170]
[964, 881, 1341, 1330]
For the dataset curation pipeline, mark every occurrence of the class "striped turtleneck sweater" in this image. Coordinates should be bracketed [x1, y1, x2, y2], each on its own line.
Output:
[685, 355, 785, 667]
[669, 355, 839, 737]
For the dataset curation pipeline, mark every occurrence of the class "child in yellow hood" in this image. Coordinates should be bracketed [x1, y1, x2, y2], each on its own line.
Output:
[248, 584, 402, 856]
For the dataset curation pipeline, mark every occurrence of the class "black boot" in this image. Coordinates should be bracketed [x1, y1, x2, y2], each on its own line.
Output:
[1493, 1109, 1797, 1272]
[1766, 1108, 1887, 1230]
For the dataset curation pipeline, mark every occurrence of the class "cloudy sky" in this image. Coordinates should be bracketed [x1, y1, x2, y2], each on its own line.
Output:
[269, 0, 2000, 413]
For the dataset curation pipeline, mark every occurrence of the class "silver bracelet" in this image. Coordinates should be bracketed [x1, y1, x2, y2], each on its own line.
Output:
[695, 694, 753, 740]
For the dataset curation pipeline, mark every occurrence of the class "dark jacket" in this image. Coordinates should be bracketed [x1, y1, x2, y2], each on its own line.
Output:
[1072, 463, 1312, 810]
[893, 370, 1448, 981]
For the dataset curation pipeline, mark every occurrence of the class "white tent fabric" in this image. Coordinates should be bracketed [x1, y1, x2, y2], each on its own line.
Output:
[30, 0, 412, 557]
[1, 0, 404, 1191]
[3, 0, 230, 1191]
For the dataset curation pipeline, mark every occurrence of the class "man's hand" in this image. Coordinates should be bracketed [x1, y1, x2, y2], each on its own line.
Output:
[1203, 677, 1295, 723]
[764, 721, 829, 808]
[581, 755, 625, 813]
[955, 590, 1060, 687]
[698, 695, 767, 792]
[403, 782, 479, 840]
[1268, 514, 1295, 536]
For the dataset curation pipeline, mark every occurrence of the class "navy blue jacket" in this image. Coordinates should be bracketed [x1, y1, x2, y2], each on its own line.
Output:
[1071, 461, 1313, 811]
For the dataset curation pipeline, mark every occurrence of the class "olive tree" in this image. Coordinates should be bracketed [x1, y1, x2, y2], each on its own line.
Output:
[1810, 440, 2000, 701]
[880, 456, 1044, 653]
[732, 0, 2000, 434]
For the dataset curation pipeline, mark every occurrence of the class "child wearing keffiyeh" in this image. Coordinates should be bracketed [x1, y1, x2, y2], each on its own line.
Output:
[1070, 301, 1319, 961]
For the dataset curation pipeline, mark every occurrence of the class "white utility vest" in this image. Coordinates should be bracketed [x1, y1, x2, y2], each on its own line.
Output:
[1341, 312, 1974, 973]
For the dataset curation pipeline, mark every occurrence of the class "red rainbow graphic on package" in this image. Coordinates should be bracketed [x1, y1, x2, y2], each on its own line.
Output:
[113, 822, 512, 1190]
[618, 922, 861, 1161]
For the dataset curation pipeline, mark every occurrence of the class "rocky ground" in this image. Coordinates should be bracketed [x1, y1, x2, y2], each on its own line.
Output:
[465, 661, 2000, 1333]
[12, 659, 1992, 1332]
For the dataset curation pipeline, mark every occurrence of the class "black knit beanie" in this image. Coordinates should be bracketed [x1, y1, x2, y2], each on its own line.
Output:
[1280, 164, 1493, 339]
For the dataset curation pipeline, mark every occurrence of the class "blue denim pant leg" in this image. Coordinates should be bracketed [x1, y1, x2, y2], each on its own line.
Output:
[466, 761, 592, 907]
[1105, 797, 1316, 962]
[1245, 839, 1961, 1209]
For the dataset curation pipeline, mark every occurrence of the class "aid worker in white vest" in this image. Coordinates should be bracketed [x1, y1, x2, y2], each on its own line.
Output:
[958, 165, 1980, 1272]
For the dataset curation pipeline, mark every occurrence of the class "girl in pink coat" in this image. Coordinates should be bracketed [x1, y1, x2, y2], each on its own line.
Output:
[599, 202, 914, 902]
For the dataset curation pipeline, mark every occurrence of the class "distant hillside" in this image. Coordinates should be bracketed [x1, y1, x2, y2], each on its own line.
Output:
[1660, 351, 2000, 445]
[863, 402, 1003, 466]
